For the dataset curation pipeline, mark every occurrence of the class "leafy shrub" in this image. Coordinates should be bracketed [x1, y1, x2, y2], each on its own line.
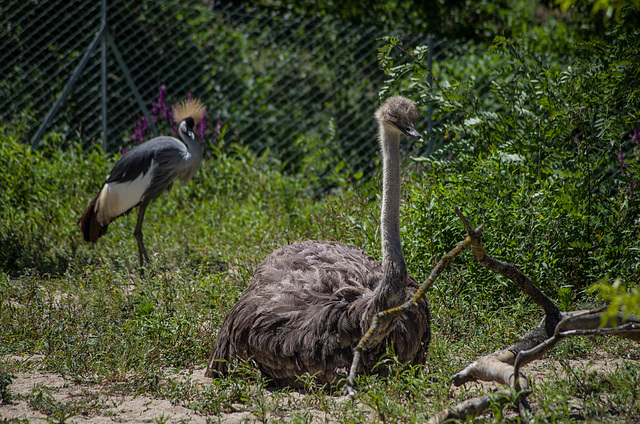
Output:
[379, 18, 639, 309]
[0, 128, 107, 275]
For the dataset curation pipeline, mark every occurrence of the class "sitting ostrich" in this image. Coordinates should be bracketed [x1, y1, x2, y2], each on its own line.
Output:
[206, 96, 430, 387]
[79, 98, 206, 270]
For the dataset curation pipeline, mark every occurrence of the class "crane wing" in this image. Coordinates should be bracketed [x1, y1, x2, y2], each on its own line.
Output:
[106, 137, 184, 184]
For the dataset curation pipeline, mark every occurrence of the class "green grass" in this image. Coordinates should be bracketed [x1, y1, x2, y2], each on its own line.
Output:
[0, 134, 638, 423]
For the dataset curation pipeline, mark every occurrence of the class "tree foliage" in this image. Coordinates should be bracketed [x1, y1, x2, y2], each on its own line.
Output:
[247, 0, 544, 41]
[379, 8, 639, 305]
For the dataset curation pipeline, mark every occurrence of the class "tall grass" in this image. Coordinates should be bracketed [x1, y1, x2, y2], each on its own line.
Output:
[0, 129, 638, 422]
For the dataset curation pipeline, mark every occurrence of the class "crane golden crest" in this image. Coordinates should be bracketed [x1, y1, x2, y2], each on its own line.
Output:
[173, 98, 206, 124]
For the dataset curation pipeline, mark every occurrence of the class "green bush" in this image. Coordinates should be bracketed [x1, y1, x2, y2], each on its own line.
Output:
[379, 18, 639, 308]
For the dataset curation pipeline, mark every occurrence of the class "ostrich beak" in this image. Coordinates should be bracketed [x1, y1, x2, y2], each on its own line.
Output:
[403, 125, 421, 141]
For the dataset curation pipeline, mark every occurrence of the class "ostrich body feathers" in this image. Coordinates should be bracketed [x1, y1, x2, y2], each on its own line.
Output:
[206, 240, 431, 387]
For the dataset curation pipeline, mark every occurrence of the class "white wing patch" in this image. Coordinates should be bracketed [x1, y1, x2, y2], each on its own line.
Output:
[95, 162, 157, 225]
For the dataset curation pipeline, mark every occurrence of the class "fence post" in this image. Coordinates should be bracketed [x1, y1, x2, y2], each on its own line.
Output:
[29, 1, 157, 151]
[30, 26, 105, 149]
[426, 35, 434, 136]
[101, 0, 108, 151]
[107, 33, 159, 139]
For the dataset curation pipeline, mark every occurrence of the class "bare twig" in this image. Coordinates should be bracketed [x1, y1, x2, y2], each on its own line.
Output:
[515, 318, 640, 371]
[426, 389, 515, 424]
[344, 206, 638, 421]
[430, 208, 640, 423]
[452, 349, 517, 387]
[558, 309, 640, 342]
[454, 206, 560, 318]
[346, 228, 478, 395]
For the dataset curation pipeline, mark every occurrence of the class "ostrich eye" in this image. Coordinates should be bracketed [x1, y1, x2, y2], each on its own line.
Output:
[388, 111, 398, 120]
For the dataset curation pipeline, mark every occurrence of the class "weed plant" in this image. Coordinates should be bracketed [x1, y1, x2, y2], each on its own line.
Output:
[1, 7, 640, 423]
[1, 127, 638, 422]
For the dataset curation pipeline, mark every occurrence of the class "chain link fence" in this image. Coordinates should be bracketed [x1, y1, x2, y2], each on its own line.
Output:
[1, 0, 455, 182]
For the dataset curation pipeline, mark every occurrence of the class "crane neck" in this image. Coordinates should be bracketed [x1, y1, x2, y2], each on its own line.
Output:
[179, 124, 204, 164]
[378, 123, 407, 308]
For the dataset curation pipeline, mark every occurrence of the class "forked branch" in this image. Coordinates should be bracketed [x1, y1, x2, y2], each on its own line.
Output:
[346, 207, 639, 422]
[430, 208, 640, 423]
[346, 223, 480, 395]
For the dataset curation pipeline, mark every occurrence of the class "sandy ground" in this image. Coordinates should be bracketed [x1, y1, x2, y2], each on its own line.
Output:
[0, 354, 637, 423]
[1, 362, 212, 423]
[1, 355, 346, 423]
[0, 355, 253, 423]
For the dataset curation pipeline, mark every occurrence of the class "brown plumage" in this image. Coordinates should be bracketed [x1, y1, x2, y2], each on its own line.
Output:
[206, 96, 430, 388]
[79, 192, 105, 243]
[79, 98, 206, 268]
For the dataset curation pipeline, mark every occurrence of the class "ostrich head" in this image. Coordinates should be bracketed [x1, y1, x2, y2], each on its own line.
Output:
[375, 96, 421, 141]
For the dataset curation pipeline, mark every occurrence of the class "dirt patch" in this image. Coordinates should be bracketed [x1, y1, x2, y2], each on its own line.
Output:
[1, 367, 208, 423]
[0, 355, 344, 423]
[1, 354, 637, 423]
[0, 356, 245, 423]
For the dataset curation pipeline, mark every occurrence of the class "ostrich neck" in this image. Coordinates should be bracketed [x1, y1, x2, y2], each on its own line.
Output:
[379, 125, 407, 308]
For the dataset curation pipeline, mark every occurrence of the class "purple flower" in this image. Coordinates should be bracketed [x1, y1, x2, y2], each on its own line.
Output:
[131, 116, 153, 144]
[151, 101, 159, 122]
[158, 86, 166, 104]
[198, 111, 207, 141]
[169, 107, 176, 136]
[618, 146, 624, 164]
[158, 86, 170, 121]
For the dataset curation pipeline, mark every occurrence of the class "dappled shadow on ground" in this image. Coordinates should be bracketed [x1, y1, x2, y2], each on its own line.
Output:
[2, 353, 638, 423]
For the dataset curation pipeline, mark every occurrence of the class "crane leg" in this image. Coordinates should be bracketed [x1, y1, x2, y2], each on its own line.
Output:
[133, 203, 151, 271]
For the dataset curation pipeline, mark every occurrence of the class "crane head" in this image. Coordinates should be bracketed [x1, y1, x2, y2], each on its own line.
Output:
[173, 98, 206, 125]
[174, 98, 205, 141]
[178, 118, 196, 140]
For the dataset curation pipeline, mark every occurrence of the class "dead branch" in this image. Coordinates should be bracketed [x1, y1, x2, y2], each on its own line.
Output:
[346, 228, 479, 395]
[344, 206, 638, 420]
[430, 208, 640, 423]
[514, 317, 640, 372]
[557, 310, 640, 341]
[426, 389, 514, 424]
[454, 206, 560, 318]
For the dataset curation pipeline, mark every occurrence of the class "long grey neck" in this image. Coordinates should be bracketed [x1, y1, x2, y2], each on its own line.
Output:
[378, 123, 407, 308]
[178, 126, 204, 180]
[179, 127, 204, 164]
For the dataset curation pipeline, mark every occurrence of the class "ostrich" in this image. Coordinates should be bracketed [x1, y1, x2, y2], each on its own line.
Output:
[79, 98, 206, 270]
[205, 96, 430, 388]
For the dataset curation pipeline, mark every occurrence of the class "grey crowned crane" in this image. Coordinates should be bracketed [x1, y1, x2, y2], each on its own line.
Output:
[79, 98, 206, 271]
